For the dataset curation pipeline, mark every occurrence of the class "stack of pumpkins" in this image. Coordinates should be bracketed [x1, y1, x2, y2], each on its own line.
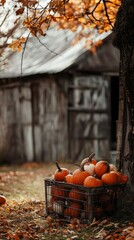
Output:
[54, 153, 128, 186]
[49, 153, 128, 219]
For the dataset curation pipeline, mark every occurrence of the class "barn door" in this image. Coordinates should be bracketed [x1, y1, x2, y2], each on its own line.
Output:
[68, 75, 110, 162]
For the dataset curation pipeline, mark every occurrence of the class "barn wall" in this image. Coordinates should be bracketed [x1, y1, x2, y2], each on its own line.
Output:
[0, 73, 111, 164]
[0, 84, 33, 163]
[68, 74, 111, 162]
[31, 76, 68, 162]
[0, 76, 68, 163]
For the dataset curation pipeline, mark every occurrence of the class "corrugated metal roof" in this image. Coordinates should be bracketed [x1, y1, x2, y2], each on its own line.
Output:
[0, 26, 110, 79]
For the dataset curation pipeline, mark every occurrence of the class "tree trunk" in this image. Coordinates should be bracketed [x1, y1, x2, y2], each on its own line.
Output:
[116, 69, 128, 172]
[113, 0, 134, 190]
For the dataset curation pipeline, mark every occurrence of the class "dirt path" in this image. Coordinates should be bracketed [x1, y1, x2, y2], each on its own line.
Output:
[0, 162, 76, 202]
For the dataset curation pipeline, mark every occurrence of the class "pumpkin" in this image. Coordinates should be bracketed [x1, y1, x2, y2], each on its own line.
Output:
[0, 195, 6, 206]
[109, 163, 117, 172]
[104, 202, 115, 215]
[91, 158, 97, 165]
[101, 171, 120, 185]
[83, 163, 95, 176]
[80, 152, 96, 167]
[52, 201, 64, 215]
[94, 206, 103, 218]
[69, 188, 83, 201]
[99, 194, 111, 207]
[72, 167, 90, 185]
[85, 205, 103, 219]
[51, 185, 68, 200]
[65, 173, 73, 184]
[54, 161, 69, 181]
[84, 176, 103, 188]
[116, 172, 128, 184]
[64, 202, 81, 218]
[94, 160, 110, 178]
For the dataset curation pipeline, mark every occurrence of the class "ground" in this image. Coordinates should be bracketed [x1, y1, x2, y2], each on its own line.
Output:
[0, 162, 134, 240]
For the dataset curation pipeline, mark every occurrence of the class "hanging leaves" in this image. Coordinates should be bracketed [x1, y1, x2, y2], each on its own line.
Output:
[24, 0, 121, 46]
[18, 0, 38, 7]
[0, 0, 6, 5]
[1, 0, 122, 55]
[8, 37, 26, 52]
[16, 7, 24, 15]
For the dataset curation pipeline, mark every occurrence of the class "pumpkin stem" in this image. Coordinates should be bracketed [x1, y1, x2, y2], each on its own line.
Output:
[55, 161, 62, 172]
[88, 152, 95, 162]
[74, 163, 85, 171]
[80, 162, 86, 171]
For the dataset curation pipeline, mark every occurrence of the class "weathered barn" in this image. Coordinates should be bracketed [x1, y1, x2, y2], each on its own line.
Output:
[0, 29, 119, 164]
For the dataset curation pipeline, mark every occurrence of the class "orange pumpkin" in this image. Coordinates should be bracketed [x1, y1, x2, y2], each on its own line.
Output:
[116, 172, 128, 184]
[85, 205, 103, 219]
[69, 188, 83, 201]
[65, 173, 73, 184]
[0, 195, 6, 206]
[91, 158, 97, 165]
[104, 202, 115, 215]
[99, 194, 111, 206]
[94, 206, 103, 218]
[64, 202, 81, 218]
[72, 168, 90, 185]
[51, 185, 68, 200]
[101, 171, 120, 185]
[54, 162, 69, 181]
[94, 160, 110, 178]
[84, 176, 103, 188]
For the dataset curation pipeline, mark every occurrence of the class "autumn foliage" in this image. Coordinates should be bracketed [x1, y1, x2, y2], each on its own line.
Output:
[0, 0, 121, 52]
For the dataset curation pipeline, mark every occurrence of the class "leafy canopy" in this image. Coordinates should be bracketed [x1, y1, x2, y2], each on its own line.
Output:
[0, 0, 121, 52]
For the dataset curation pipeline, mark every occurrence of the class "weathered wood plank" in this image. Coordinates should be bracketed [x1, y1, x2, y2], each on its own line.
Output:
[68, 75, 110, 161]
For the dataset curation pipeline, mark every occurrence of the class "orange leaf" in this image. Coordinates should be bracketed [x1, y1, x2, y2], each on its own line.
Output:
[16, 7, 24, 15]
[118, 236, 126, 240]
[8, 37, 25, 52]
[0, 0, 6, 5]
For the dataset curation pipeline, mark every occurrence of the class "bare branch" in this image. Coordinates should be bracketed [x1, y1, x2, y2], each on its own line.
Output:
[0, 9, 10, 27]
[103, 0, 114, 29]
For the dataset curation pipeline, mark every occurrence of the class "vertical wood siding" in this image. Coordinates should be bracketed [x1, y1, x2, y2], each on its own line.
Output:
[0, 77, 68, 163]
[0, 85, 33, 163]
[31, 77, 68, 162]
[0, 74, 110, 163]
[68, 75, 110, 162]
